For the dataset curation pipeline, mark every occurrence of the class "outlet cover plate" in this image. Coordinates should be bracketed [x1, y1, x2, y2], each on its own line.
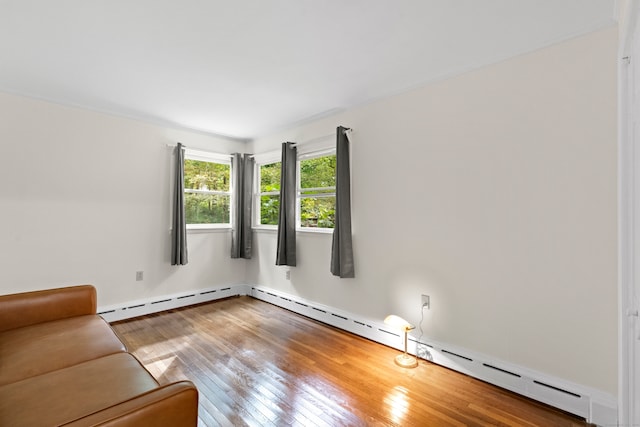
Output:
[421, 294, 430, 309]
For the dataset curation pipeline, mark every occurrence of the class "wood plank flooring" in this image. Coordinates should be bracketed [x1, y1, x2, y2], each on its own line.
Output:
[111, 296, 592, 427]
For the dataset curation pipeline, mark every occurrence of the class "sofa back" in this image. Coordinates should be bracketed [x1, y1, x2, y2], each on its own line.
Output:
[0, 285, 97, 332]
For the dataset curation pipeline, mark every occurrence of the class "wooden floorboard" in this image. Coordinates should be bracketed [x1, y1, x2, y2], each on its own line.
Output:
[111, 296, 592, 427]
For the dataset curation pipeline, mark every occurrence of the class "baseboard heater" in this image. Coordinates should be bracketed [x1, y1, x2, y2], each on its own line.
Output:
[248, 285, 617, 427]
[98, 286, 240, 323]
[98, 283, 617, 426]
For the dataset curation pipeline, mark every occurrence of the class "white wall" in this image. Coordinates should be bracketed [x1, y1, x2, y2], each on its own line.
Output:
[0, 92, 247, 306]
[0, 25, 618, 398]
[247, 27, 618, 395]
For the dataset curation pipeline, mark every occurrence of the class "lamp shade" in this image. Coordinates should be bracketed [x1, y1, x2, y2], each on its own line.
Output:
[384, 315, 414, 332]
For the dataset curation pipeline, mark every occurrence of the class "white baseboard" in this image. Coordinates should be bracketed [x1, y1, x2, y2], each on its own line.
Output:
[248, 285, 618, 426]
[97, 284, 250, 322]
[98, 283, 617, 426]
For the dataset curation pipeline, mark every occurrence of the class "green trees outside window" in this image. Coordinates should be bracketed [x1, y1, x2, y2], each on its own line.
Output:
[299, 154, 336, 228]
[259, 162, 281, 225]
[184, 159, 230, 224]
[180, 150, 339, 229]
[257, 152, 337, 229]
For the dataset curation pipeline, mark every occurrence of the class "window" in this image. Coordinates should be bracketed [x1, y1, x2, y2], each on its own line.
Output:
[257, 161, 281, 226]
[253, 149, 336, 230]
[298, 151, 336, 229]
[183, 150, 231, 227]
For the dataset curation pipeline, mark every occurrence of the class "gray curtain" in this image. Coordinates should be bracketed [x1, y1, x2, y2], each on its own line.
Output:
[171, 143, 188, 265]
[231, 153, 254, 259]
[331, 127, 355, 277]
[276, 142, 297, 266]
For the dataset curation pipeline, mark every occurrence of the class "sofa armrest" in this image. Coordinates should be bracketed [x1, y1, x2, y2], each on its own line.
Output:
[61, 381, 199, 427]
[0, 284, 97, 332]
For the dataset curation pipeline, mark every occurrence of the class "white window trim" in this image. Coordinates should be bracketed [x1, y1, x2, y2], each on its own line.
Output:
[252, 150, 280, 165]
[185, 148, 231, 164]
[184, 149, 233, 230]
[186, 223, 232, 232]
[298, 147, 335, 160]
[297, 148, 336, 231]
[253, 157, 280, 230]
[251, 143, 337, 232]
[296, 226, 334, 235]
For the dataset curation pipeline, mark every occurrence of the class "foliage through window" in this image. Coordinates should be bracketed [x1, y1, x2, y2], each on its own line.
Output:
[184, 155, 231, 225]
[258, 162, 281, 226]
[299, 153, 336, 228]
[254, 150, 336, 229]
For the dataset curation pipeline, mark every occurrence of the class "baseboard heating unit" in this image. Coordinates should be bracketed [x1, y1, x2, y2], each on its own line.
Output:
[98, 285, 242, 323]
[98, 283, 617, 426]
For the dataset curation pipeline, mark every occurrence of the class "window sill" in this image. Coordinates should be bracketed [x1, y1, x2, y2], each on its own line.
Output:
[251, 226, 333, 235]
[252, 226, 277, 233]
[298, 227, 333, 235]
[186, 225, 231, 234]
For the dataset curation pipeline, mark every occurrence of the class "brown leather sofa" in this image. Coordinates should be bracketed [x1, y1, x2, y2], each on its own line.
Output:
[0, 285, 198, 426]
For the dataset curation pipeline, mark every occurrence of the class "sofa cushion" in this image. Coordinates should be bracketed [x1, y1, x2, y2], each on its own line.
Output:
[0, 352, 160, 427]
[0, 314, 126, 386]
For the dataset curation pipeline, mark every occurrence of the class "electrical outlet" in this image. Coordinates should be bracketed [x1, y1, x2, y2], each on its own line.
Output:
[285, 270, 291, 280]
[136, 271, 144, 281]
[421, 294, 430, 309]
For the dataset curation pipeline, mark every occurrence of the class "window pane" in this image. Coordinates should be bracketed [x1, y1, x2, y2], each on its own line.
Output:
[300, 155, 335, 189]
[184, 159, 230, 191]
[260, 162, 281, 193]
[260, 195, 280, 226]
[185, 193, 230, 224]
[300, 196, 335, 228]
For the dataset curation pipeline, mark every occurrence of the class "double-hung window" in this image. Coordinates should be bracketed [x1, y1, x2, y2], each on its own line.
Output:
[298, 150, 336, 229]
[257, 160, 281, 226]
[253, 148, 336, 230]
[183, 150, 232, 228]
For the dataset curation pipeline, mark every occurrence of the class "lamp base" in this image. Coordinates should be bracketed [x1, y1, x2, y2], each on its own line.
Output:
[395, 354, 418, 368]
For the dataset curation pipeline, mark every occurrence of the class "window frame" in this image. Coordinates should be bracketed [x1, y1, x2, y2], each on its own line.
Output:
[251, 145, 338, 232]
[297, 148, 336, 231]
[253, 152, 282, 230]
[183, 148, 233, 230]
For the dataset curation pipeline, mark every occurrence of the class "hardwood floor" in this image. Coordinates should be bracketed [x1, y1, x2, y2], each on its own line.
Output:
[111, 296, 591, 427]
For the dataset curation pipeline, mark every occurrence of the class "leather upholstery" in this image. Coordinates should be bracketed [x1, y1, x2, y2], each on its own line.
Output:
[0, 285, 97, 332]
[0, 353, 160, 426]
[61, 382, 199, 427]
[0, 314, 127, 386]
[0, 285, 198, 426]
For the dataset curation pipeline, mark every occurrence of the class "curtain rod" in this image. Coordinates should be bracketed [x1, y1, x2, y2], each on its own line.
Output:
[169, 128, 353, 159]
[290, 128, 352, 147]
[166, 143, 235, 160]
[249, 127, 353, 158]
[166, 127, 352, 150]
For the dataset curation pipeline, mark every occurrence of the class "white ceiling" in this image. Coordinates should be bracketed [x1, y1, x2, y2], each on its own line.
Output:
[0, 1, 616, 140]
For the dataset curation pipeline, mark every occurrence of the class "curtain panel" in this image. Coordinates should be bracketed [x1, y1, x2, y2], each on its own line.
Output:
[231, 153, 254, 259]
[330, 126, 355, 278]
[276, 142, 297, 266]
[171, 143, 188, 265]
